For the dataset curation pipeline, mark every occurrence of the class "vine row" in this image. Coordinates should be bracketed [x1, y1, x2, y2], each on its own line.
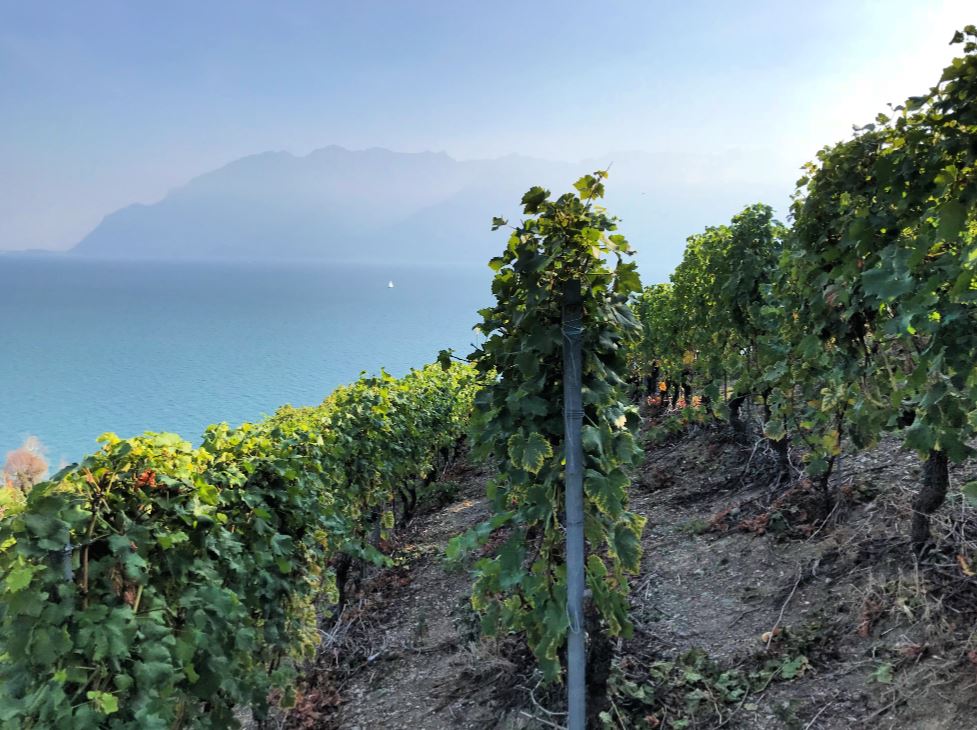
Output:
[629, 27, 977, 550]
[0, 362, 478, 728]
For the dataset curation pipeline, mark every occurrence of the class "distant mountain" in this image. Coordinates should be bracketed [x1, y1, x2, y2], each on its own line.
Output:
[70, 146, 790, 282]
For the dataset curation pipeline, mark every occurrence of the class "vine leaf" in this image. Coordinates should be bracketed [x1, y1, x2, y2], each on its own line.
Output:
[861, 268, 914, 301]
[508, 432, 553, 474]
[87, 691, 119, 715]
[4, 565, 34, 593]
[938, 200, 967, 240]
[520, 186, 549, 213]
[963, 481, 977, 506]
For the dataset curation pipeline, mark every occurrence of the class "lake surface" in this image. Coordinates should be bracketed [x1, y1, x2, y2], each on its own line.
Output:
[0, 257, 493, 463]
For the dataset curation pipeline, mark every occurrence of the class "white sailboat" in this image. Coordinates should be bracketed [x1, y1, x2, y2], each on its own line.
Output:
[388, 280, 395, 288]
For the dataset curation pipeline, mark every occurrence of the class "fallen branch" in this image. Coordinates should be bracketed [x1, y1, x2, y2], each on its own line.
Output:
[766, 569, 803, 650]
[803, 701, 832, 730]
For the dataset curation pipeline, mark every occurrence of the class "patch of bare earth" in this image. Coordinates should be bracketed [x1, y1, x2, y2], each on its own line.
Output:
[275, 412, 977, 730]
[281, 457, 536, 730]
[617, 410, 977, 729]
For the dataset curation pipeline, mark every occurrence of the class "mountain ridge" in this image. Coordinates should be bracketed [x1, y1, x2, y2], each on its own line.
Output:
[69, 145, 789, 281]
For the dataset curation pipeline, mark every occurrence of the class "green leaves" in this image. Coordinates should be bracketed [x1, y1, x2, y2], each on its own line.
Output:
[625, 28, 977, 568]
[156, 531, 189, 550]
[763, 419, 787, 442]
[573, 170, 608, 200]
[86, 691, 119, 715]
[467, 173, 644, 682]
[629, 202, 785, 417]
[437, 347, 454, 370]
[586, 468, 627, 518]
[963, 480, 977, 505]
[0, 361, 480, 728]
[610, 513, 646, 572]
[938, 200, 968, 241]
[861, 267, 914, 302]
[871, 662, 895, 685]
[520, 186, 550, 213]
[3, 564, 35, 593]
[779, 32, 977, 465]
[507, 431, 553, 474]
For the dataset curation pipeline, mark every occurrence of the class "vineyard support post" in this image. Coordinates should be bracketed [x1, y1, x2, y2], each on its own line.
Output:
[562, 278, 586, 729]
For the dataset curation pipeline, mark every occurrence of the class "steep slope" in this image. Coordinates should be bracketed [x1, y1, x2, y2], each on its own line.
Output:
[620, 419, 977, 729]
[276, 411, 977, 729]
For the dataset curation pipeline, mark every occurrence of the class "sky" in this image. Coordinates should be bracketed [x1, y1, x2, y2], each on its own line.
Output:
[0, 0, 974, 253]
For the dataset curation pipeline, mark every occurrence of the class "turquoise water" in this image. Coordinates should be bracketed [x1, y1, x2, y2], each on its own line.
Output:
[0, 257, 492, 464]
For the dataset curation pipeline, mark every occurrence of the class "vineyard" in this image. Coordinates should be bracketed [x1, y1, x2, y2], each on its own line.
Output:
[2, 25, 977, 730]
[631, 27, 977, 554]
[0, 364, 479, 727]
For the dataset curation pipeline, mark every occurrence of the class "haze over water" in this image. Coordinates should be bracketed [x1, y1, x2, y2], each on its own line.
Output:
[2, 2, 971, 469]
[0, 256, 491, 463]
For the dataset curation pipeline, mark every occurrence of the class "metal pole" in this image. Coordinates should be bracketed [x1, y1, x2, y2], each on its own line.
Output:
[62, 541, 73, 581]
[562, 279, 586, 729]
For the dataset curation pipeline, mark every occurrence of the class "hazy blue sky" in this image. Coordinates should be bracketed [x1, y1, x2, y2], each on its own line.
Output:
[0, 1, 973, 252]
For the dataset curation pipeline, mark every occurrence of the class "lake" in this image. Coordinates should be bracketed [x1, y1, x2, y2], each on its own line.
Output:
[0, 256, 493, 464]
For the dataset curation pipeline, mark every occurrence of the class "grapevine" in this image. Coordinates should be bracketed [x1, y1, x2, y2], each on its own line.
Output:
[0, 362, 477, 728]
[630, 27, 977, 548]
[454, 172, 645, 681]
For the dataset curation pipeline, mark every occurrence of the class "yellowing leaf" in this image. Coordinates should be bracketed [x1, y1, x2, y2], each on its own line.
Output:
[957, 554, 975, 577]
[520, 432, 552, 474]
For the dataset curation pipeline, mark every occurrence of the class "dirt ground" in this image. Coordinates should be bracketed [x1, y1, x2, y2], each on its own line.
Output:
[618, 415, 977, 729]
[280, 457, 536, 730]
[331, 458, 506, 730]
[278, 413, 977, 729]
